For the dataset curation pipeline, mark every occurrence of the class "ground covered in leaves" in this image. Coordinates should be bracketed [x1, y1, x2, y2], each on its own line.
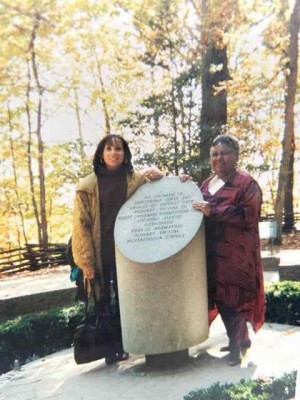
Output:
[261, 230, 300, 251]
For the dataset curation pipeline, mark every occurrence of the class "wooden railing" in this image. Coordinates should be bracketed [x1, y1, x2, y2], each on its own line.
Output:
[0, 243, 68, 275]
[261, 212, 300, 224]
[0, 213, 299, 276]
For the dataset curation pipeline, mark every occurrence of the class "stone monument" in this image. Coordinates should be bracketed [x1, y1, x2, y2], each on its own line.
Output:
[114, 176, 208, 361]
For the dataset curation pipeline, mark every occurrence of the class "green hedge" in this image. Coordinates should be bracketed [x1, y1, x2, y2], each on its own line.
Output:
[265, 281, 300, 326]
[0, 303, 84, 374]
[183, 370, 296, 400]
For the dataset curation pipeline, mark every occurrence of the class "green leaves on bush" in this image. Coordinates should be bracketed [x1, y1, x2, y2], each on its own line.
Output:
[265, 281, 300, 326]
[0, 303, 84, 374]
[183, 370, 296, 400]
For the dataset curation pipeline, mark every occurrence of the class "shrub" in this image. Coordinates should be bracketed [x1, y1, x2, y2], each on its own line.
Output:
[265, 281, 300, 326]
[0, 303, 84, 374]
[183, 370, 296, 400]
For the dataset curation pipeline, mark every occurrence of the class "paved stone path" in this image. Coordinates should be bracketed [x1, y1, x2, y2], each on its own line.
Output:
[0, 317, 299, 400]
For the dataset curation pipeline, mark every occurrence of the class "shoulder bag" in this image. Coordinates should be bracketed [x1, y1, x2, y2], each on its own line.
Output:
[73, 280, 122, 364]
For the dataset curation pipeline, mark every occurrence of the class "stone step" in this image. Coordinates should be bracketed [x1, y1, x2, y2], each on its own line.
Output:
[0, 287, 77, 321]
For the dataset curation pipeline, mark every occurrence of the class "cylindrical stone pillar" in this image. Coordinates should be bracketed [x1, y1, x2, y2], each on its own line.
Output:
[114, 177, 208, 355]
[115, 224, 208, 354]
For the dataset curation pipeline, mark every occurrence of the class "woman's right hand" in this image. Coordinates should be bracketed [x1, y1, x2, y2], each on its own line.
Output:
[85, 269, 95, 280]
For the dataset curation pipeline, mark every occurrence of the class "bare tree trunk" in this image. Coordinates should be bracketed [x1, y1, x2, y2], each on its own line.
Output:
[274, 0, 299, 242]
[153, 113, 161, 168]
[26, 61, 42, 244]
[200, 35, 229, 181]
[98, 70, 111, 135]
[93, 49, 111, 135]
[187, 81, 193, 158]
[35, 94, 48, 245]
[283, 136, 295, 232]
[170, 82, 179, 175]
[3, 192, 15, 250]
[197, 0, 229, 181]
[7, 107, 28, 244]
[30, 20, 48, 246]
[74, 87, 85, 160]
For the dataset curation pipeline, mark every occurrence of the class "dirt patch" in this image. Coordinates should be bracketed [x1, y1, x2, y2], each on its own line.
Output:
[0, 265, 69, 281]
[261, 231, 300, 252]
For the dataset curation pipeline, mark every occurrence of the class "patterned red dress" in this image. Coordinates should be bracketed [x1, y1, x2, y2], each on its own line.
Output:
[200, 170, 265, 334]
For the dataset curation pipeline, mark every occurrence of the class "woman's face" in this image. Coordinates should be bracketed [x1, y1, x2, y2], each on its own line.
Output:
[102, 139, 125, 170]
[210, 143, 238, 179]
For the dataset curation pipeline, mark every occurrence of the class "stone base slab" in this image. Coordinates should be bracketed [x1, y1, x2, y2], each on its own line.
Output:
[145, 349, 189, 367]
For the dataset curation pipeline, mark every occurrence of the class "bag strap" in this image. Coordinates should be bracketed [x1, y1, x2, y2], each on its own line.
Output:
[84, 279, 98, 317]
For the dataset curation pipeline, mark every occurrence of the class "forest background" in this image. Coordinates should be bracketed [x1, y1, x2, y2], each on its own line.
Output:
[0, 0, 299, 251]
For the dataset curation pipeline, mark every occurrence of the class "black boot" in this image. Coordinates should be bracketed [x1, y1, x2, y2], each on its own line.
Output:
[227, 346, 241, 366]
[105, 351, 129, 365]
[220, 339, 251, 353]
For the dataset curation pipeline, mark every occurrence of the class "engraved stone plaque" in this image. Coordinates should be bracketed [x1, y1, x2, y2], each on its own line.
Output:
[114, 176, 203, 263]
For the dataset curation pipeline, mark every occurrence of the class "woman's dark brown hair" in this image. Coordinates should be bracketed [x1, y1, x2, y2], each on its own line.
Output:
[93, 134, 134, 176]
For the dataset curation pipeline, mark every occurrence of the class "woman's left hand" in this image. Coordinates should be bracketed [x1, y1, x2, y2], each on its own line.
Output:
[143, 167, 165, 181]
[193, 200, 211, 217]
[179, 174, 192, 182]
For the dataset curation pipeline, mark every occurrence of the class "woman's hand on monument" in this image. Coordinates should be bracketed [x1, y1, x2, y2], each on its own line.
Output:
[192, 200, 211, 217]
[143, 166, 165, 181]
[179, 174, 192, 182]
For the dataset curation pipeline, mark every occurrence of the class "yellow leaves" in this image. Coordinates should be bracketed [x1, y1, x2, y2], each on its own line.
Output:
[90, 88, 101, 107]
[213, 80, 229, 96]
[208, 27, 226, 50]
[209, 63, 224, 74]
[260, 137, 281, 154]
[200, 0, 239, 31]
[62, 35, 77, 54]
[262, 17, 289, 53]
[1, 147, 12, 160]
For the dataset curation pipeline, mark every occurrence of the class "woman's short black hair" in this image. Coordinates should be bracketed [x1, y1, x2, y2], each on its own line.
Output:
[93, 134, 134, 176]
[211, 134, 240, 157]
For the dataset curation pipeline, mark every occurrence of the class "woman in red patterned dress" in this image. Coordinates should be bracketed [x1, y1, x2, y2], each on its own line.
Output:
[193, 134, 265, 366]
